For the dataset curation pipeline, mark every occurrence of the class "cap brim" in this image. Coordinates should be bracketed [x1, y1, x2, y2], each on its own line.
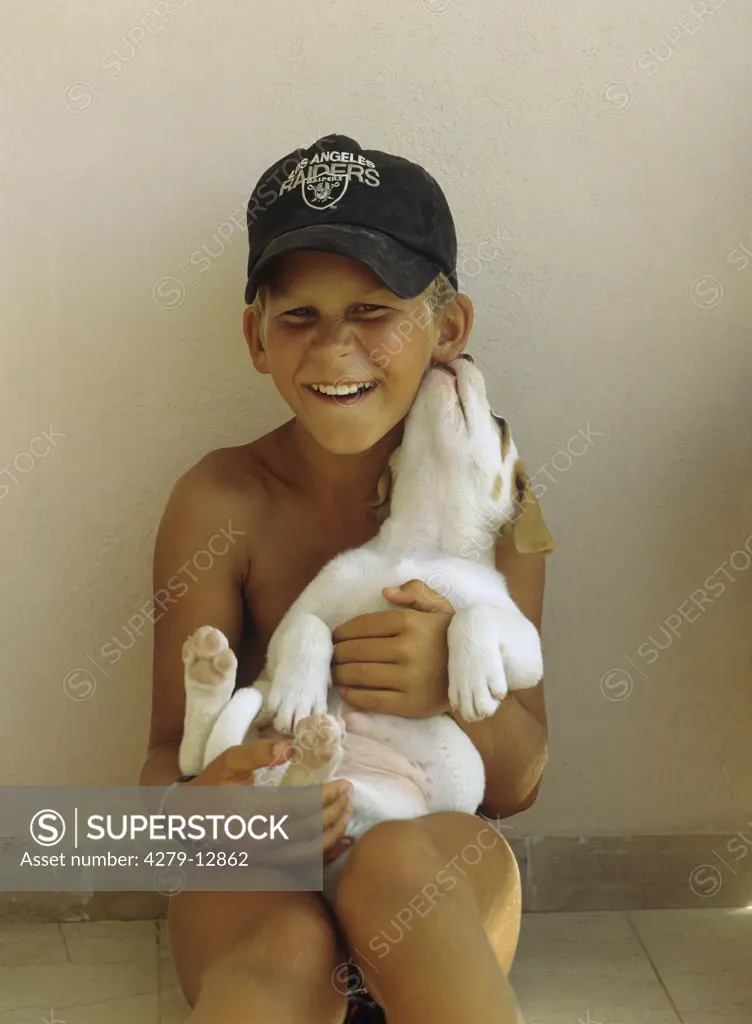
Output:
[244, 223, 444, 305]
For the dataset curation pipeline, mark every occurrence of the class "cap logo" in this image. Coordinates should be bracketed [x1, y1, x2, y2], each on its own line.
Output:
[303, 169, 349, 210]
[279, 152, 380, 211]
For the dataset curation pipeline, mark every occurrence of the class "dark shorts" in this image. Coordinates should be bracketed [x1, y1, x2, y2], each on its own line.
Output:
[343, 960, 385, 1021]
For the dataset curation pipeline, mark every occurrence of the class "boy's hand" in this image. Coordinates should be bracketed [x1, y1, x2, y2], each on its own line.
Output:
[331, 580, 456, 718]
[176, 742, 354, 866]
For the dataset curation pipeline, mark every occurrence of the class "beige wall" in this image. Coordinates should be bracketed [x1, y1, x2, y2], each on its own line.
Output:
[1, 0, 750, 835]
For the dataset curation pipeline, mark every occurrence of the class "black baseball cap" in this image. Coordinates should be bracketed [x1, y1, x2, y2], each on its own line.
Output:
[244, 133, 458, 305]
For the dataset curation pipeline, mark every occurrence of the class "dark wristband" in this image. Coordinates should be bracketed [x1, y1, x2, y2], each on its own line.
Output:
[156, 774, 197, 818]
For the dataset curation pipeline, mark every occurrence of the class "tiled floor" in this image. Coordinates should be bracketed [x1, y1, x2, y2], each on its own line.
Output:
[0, 909, 749, 1022]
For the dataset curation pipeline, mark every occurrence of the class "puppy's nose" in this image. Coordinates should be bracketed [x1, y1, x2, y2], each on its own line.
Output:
[457, 352, 474, 363]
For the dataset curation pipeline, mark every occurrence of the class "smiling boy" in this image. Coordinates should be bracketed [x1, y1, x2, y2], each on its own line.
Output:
[141, 133, 553, 1023]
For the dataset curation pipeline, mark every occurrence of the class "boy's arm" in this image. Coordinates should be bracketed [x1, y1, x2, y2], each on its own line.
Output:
[449, 530, 548, 819]
[139, 455, 251, 792]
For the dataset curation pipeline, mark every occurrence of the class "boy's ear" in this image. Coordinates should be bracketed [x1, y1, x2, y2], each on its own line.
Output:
[501, 458, 556, 555]
[431, 292, 474, 362]
[244, 306, 269, 370]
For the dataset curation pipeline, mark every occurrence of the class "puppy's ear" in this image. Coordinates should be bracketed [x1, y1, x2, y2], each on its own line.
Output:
[501, 457, 556, 555]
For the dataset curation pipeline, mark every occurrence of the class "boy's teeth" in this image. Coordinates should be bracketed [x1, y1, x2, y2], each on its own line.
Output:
[311, 382, 374, 395]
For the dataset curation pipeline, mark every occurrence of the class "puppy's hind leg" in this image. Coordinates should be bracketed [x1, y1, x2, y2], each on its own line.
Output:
[202, 686, 265, 771]
[179, 626, 237, 776]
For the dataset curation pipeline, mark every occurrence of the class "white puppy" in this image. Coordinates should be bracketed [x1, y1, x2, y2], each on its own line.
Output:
[178, 354, 547, 898]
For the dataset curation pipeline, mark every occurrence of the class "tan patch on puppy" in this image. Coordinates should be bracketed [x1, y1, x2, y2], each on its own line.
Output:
[502, 458, 556, 555]
[498, 416, 510, 459]
[513, 459, 528, 509]
[492, 414, 511, 459]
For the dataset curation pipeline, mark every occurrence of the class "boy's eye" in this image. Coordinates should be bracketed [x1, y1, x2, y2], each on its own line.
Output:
[281, 304, 387, 318]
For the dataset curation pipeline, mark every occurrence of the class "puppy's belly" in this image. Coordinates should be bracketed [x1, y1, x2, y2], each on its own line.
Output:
[257, 722, 428, 820]
[337, 732, 430, 827]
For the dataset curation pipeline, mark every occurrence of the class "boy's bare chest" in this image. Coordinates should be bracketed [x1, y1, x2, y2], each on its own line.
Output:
[236, 486, 380, 688]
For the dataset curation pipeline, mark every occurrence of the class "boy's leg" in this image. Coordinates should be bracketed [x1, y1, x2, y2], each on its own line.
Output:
[168, 884, 348, 1024]
[334, 812, 523, 1024]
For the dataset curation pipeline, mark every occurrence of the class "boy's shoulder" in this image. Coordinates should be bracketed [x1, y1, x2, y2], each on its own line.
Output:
[193, 438, 267, 490]
[169, 425, 286, 525]
[175, 419, 295, 520]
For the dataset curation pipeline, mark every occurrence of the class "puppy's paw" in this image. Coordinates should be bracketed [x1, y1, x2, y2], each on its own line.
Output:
[267, 665, 329, 735]
[447, 608, 505, 722]
[502, 618, 543, 690]
[266, 615, 333, 734]
[447, 668, 503, 722]
[182, 626, 237, 692]
[293, 714, 343, 772]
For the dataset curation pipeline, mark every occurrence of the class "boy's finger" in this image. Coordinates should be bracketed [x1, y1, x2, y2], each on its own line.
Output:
[322, 793, 351, 831]
[271, 805, 351, 865]
[323, 780, 353, 805]
[322, 812, 354, 862]
[293, 794, 348, 839]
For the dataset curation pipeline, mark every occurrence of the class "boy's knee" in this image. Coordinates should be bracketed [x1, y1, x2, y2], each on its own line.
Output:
[334, 820, 445, 933]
